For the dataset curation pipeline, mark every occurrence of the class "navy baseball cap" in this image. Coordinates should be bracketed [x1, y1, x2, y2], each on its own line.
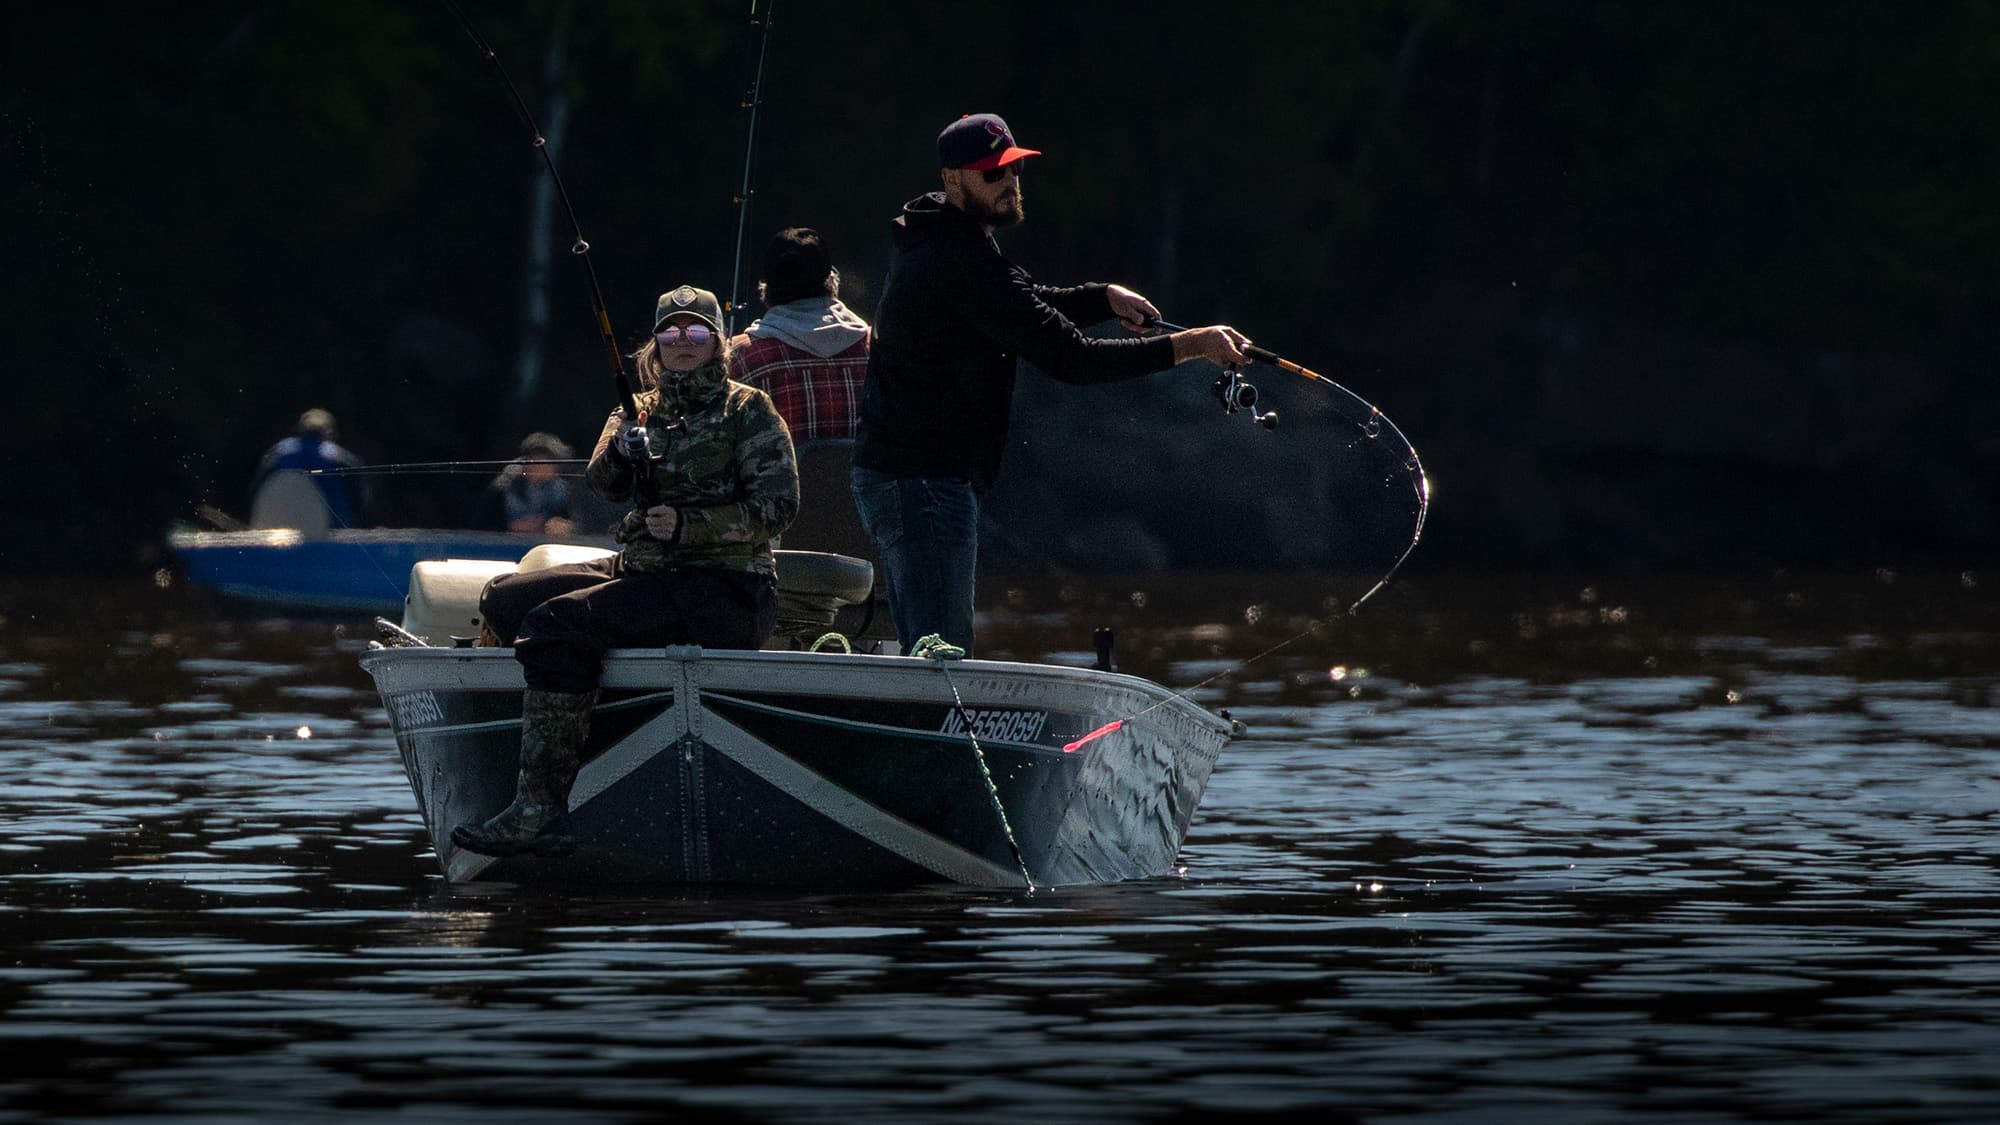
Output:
[937, 113, 1042, 171]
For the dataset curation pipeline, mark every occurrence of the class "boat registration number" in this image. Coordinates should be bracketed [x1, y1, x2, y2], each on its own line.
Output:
[388, 690, 446, 731]
[939, 708, 1048, 743]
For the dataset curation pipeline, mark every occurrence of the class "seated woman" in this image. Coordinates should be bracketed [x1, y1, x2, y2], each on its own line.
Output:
[451, 284, 799, 858]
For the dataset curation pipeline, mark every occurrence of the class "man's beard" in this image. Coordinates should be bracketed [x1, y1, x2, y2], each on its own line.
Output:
[966, 189, 1024, 227]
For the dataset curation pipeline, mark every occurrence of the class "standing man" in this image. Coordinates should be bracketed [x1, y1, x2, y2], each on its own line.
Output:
[852, 112, 1253, 655]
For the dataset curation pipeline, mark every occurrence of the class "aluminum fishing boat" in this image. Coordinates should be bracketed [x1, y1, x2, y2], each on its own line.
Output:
[360, 548, 1236, 889]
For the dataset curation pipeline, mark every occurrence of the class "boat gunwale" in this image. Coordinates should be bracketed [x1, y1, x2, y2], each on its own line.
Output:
[360, 645, 1232, 737]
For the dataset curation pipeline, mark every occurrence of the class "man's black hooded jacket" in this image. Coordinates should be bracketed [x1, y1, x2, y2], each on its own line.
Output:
[853, 191, 1176, 492]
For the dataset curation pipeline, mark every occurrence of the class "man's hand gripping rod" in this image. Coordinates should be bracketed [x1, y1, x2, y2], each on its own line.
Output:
[1149, 317, 1294, 430]
[1149, 318, 1330, 383]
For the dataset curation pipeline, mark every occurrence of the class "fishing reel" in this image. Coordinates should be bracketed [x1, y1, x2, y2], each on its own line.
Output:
[618, 421, 669, 503]
[1213, 366, 1278, 430]
[618, 422, 658, 466]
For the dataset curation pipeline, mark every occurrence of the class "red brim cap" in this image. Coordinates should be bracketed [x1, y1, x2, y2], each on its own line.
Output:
[960, 146, 1041, 172]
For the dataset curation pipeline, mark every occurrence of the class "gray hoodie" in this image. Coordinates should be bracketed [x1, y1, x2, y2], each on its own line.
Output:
[745, 297, 871, 358]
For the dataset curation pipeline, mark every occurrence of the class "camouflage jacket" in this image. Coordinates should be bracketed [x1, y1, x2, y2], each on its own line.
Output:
[585, 358, 798, 576]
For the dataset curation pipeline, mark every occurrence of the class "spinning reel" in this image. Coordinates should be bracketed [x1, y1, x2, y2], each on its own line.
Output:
[619, 423, 657, 465]
[618, 415, 686, 505]
[1213, 365, 1278, 430]
[619, 413, 687, 467]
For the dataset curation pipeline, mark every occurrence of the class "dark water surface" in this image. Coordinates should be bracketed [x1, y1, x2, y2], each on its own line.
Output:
[3, 571, 1999, 1122]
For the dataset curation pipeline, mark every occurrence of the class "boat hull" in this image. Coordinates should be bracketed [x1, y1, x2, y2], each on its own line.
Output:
[362, 647, 1233, 889]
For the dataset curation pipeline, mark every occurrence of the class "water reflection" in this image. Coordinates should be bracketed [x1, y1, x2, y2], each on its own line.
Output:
[1, 572, 1998, 1120]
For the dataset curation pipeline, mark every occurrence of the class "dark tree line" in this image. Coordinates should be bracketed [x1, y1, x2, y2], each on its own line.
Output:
[3, 1, 1994, 575]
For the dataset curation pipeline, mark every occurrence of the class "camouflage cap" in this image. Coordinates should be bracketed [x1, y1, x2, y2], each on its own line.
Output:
[653, 285, 724, 333]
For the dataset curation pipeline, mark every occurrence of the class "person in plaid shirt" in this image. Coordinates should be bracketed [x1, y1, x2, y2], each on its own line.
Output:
[727, 227, 870, 444]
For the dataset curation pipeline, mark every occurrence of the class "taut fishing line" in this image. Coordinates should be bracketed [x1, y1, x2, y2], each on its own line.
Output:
[316, 459, 589, 478]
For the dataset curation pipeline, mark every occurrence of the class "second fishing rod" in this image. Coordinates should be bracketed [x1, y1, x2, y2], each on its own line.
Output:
[441, 0, 775, 502]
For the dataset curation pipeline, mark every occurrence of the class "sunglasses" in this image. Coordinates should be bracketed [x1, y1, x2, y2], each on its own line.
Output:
[978, 162, 1023, 185]
[654, 324, 714, 346]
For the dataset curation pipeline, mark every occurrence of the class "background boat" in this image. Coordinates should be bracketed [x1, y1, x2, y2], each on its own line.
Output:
[168, 441, 879, 619]
[165, 525, 619, 616]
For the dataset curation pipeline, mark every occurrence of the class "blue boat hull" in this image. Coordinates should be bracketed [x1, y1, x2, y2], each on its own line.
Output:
[167, 528, 615, 615]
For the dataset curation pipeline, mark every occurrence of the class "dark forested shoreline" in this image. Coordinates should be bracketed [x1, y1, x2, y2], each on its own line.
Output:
[4, 1, 1993, 576]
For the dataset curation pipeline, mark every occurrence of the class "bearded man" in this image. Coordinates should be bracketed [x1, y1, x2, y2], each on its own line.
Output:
[852, 112, 1253, 655]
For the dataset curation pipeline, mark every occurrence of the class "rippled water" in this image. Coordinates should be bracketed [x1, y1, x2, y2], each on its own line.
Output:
[3, 571, 1999, 1121]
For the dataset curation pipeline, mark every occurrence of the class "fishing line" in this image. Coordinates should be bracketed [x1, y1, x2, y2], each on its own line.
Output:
[313, 459, 589, 477]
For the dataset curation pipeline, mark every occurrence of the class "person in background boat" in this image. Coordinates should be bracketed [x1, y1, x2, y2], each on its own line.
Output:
[726, 226, 869, 443]
[472, 431, 576, 536]
[248, 407, 368, 528]
[852, 112, 1254, 656]
[451, 284, 799, 858]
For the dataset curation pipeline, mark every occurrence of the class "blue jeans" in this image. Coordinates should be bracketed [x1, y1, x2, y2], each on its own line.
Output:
[850, 467, 978, 655]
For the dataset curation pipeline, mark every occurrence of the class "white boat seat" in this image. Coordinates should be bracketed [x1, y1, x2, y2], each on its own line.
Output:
[398, 546, 875, 647]
[247, 470, 332, 536]
[518, 543, 617, 573]
[401, 558, 516, 644]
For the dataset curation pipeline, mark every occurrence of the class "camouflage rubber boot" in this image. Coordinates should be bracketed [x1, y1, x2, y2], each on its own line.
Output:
[449, 689, 596, 857]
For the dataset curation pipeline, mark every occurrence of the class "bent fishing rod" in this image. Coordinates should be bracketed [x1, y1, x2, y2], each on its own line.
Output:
[1057, 317, 1436, 742]
[439, 0, 659, 498]
[1152, 317, 1430, 611]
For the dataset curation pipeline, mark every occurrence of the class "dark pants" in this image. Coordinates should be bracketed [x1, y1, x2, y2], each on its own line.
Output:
[850, 466, 979, 656]
[480, 555, 778, 693]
